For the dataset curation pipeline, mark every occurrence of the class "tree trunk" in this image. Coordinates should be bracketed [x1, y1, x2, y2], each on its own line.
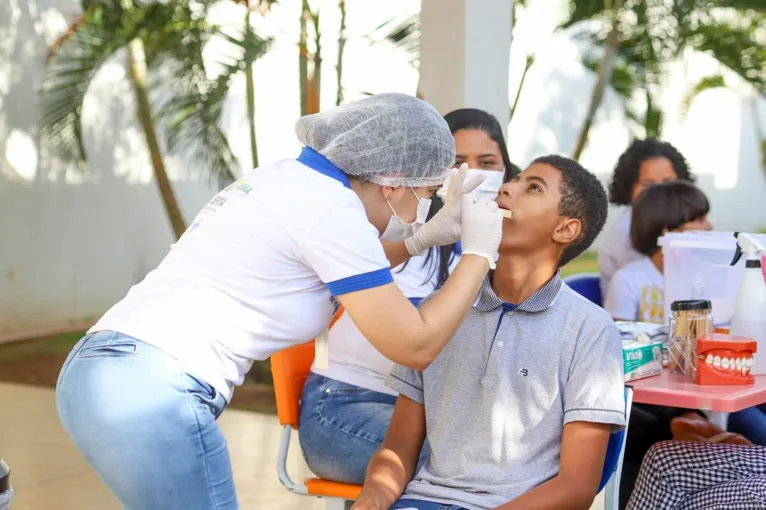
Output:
[307, 9, 321, 114]
[127, 38, 187, 239]
[299, 0, 310, 116]
[335, 0, 346, 106]
[572, 10, 621, 161]
[510, 54, 534, 121]
[244, 8, 259, 168]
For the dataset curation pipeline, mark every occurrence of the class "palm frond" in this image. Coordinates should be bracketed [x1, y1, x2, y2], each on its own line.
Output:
[687, 18, 766, 95]
[373, 14, 419, 67]
[155, 25, 273, 186]
[680, 74, 726, 118]
[39, 4, 140, 166]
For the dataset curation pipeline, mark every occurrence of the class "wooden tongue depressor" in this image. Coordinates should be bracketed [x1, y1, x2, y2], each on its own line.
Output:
[501, 209, 513, 219]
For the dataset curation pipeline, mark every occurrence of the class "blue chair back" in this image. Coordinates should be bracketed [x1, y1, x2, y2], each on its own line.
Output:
[563, 272, 602, 307]
[597, 387, 632, 493]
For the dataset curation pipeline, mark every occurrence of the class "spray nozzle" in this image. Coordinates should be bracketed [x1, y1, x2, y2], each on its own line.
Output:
[731, 232, 766, 266]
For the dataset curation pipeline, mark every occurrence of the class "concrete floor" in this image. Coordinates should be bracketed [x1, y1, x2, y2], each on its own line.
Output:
[0, 382, 605, 510]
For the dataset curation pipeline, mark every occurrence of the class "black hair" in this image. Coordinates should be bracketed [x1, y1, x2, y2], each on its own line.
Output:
[608, 137, 695, 206]
[414, 109, 521, 288]
[630, 181, 710, 256]
[444, 108, 519, 183]
[531, 155, 608, 267]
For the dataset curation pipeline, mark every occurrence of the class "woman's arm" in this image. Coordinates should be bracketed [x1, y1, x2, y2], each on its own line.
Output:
[382, 241, 413, 268]
[352, 396, 427, 510]
[338, 254, 489, 369]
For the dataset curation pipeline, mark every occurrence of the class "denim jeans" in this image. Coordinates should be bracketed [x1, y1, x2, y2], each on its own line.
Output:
[729, 406, 766, 446]
[299, 373, 429, 485]
[56, 331, 237, 510]
[390, 499, 468, 510]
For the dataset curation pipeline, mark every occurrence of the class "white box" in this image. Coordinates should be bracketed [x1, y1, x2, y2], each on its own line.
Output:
[659, 231, 766, 328]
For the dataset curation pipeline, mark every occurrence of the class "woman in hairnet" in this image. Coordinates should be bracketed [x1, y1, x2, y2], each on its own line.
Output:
[55, 93, 503, 510]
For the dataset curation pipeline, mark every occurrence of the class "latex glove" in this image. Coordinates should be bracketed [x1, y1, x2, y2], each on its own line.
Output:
[404, 164, 485, 256]
[460, 198, 503, 269]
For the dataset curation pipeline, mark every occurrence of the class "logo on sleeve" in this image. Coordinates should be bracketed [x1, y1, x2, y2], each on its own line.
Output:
[329, 296, 340, 314]
[519, 368, 529, 377]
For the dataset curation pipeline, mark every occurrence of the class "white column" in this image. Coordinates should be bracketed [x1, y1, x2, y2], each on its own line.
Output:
[419, 0, 513, 136]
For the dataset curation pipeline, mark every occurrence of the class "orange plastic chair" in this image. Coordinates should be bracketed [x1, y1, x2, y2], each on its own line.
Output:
[271, 311, 363, 508]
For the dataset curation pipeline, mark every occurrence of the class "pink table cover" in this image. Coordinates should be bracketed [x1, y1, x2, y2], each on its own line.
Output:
[630, 370, 766, 412]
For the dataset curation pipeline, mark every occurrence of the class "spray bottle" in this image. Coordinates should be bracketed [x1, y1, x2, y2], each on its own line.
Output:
[730, 233, 766, 375]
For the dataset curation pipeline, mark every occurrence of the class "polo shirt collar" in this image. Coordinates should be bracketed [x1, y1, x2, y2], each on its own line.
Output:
[475, 270, 563, 313]
[297, 146, 351, 189]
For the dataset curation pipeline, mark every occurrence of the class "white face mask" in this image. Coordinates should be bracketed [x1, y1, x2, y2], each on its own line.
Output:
[437, 169, 504, 202]
[380, 188, 432, 242]
[469, 170, 505, 201]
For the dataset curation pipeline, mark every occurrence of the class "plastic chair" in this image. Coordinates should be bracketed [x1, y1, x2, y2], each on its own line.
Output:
[271, 341, 362, 509]
[273, 342, 632, 510]
[600, 386, 634, 510]
[563, 272, 603, 307]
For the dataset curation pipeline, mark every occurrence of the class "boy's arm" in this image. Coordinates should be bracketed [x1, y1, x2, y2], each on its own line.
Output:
[352, 395, 427, 510]
[494, 421, 611, 510]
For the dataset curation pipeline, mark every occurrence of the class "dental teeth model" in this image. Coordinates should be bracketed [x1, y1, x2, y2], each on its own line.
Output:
[703, 353, 754, 377]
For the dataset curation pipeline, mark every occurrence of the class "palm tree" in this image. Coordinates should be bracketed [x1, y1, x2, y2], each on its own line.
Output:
[299, 0, 322, 115]
[39, 0, 272, 239]
[336, 0, 347, 106]
[569, 0, 766, 159]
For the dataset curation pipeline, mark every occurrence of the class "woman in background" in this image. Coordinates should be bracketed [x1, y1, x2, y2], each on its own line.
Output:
[298, 108, 519, 485]
[599, 138, 696, 298]
[605, 180, 711, 324]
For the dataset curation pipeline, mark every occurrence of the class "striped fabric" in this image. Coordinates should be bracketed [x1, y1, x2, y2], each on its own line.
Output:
[475, 269, 563, 312]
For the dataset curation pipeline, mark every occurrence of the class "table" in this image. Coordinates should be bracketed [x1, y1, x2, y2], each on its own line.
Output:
[630, 371, 766, 429]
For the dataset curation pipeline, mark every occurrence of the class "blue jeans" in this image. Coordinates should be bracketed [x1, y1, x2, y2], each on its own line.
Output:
[56, 331, 237, 510]
[729, 406, 766, 446]
[391, 499, 468, 510]
[299, 373, 429, 485]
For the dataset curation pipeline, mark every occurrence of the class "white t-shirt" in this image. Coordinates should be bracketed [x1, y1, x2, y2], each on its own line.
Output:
[90, 149, 394, 401]
[604, 256, 665, 324]
[598, 209, 643, 297]
[312, 252, 459, 395]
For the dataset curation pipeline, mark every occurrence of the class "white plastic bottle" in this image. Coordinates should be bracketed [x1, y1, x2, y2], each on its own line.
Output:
[0, 458, 12, 510]
[730, 233, 766, 375]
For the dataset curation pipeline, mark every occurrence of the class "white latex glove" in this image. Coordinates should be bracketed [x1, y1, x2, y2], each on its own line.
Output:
[404, 164, 485, 256]
[460, 199, 503, 269]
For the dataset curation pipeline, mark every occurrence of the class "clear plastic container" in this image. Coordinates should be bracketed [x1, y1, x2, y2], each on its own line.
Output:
[659, 231, 766, 327]
[668, 299, 713, 381]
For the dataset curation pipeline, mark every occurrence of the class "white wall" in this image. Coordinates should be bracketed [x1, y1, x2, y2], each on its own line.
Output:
[1, 0, 765, 340]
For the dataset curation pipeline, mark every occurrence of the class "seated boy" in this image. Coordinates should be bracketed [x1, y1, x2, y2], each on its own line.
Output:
[351, 155, 625, 510]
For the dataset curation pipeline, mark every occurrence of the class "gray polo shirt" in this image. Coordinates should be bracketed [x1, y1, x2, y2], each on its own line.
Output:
[387, 271, 625, 510]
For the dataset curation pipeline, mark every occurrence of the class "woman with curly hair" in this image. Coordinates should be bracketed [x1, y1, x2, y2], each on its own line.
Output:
[598, 138, 696, 297]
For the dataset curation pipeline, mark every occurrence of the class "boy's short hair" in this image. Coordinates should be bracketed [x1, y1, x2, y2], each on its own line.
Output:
[608, 138, 695, 206]
[630, 181, 710, 256]
[532, 155, 608, 266]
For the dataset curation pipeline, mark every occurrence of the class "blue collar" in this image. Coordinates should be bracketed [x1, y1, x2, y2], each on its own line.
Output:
[297, 147, 351, 189]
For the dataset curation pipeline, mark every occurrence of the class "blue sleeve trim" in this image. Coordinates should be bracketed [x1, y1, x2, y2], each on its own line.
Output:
[455, 241, 462, 255]
[326, 267, 394, 296]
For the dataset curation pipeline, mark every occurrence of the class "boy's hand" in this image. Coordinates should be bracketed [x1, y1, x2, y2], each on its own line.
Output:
[350, 495, 382, 510]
